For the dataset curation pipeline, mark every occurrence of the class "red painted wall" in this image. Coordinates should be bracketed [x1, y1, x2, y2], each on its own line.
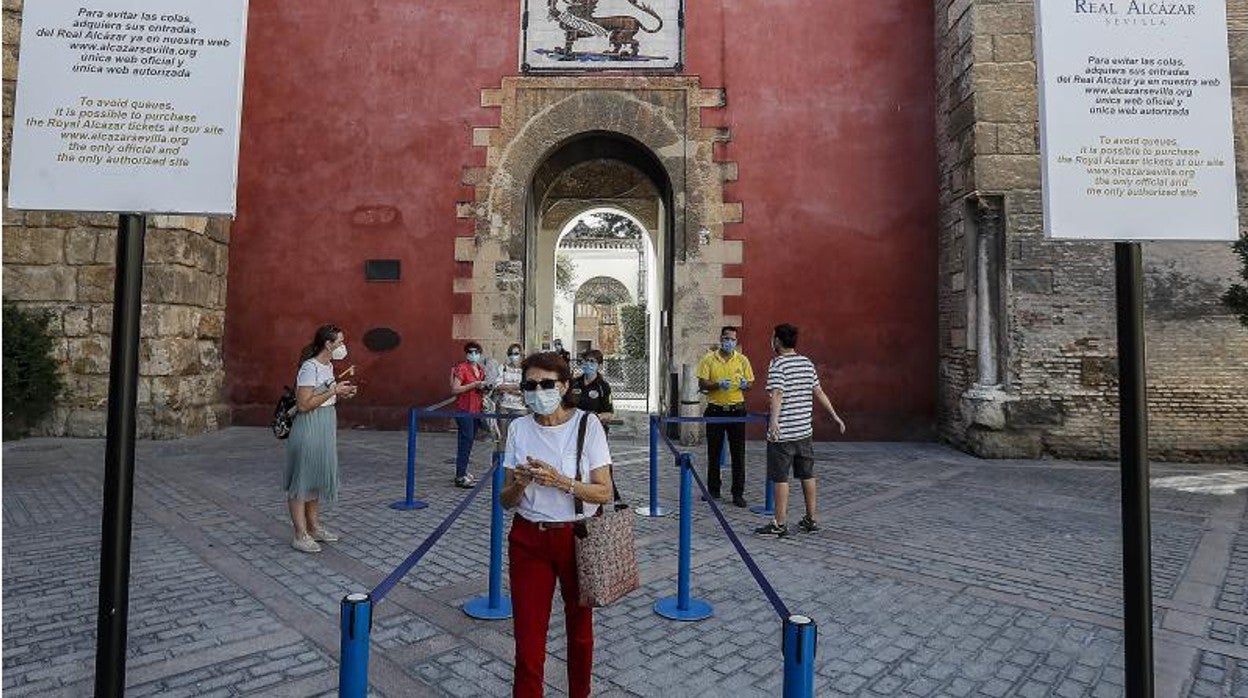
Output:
[226, 0, 938, 438]
[686, 1, 940, 439]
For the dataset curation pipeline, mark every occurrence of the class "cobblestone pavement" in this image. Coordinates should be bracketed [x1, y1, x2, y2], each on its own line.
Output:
[3, 425, 1248, 697]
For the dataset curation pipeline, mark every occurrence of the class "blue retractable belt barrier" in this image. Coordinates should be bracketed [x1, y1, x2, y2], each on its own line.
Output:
[685, 456, 790, 621]
[751, 478, 776, 517]
[782, 615, 817, 698]
[654, 452, 713, 621]
[659, 414, 769, 424]
[391, 408, 430, 511]
[635, 415, 669, 517]
[464, 451, 513, 619]
[371, 460, 496, 601]
[339, 593, 372, 698]
[391, 407, 521, 512]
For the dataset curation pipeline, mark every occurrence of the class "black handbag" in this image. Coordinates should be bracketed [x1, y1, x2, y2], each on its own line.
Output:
[270, 386, 297, 439]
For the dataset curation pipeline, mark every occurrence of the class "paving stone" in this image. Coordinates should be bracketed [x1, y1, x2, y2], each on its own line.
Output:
[2, 430, 1243, 696]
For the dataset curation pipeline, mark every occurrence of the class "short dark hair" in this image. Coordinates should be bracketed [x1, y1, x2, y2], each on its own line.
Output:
[520, 351, 577, 408]
[773, 323, 798, 349]
[582, 349, 604, 364]
[720, 326, 738, 337]
[464, 341, 482, 353]
[507, 343, 523, 355]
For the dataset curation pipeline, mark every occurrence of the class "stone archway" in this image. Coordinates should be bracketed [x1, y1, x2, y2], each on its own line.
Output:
[454, 76, 742, 412]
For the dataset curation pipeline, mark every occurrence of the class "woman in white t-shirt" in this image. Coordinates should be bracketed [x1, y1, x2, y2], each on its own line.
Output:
[498, 352, 614, 698]
[285, 324, 357, 554]
[493, 343, 528, 444]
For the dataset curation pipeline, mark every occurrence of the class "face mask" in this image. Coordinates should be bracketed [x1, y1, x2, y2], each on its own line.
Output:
[720, 339, 737, 353]
[524, 388, 562, 415]
[331, 344, 348, 361]
[509, 353, 522, 364]
[582, 362, 598, 376]
[466, 351, 481, 364]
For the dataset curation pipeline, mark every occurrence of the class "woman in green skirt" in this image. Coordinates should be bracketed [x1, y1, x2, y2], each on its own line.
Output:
[286, 324, 357, 553]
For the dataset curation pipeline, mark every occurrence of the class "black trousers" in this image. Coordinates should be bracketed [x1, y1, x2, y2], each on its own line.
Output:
[705, 404, 746, 497]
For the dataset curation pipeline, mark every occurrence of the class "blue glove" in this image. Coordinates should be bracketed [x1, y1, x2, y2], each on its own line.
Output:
[738, 378, 749, 389]
[718, 378, 732, 390]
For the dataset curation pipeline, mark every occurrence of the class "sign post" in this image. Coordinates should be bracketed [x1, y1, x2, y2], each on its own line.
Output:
[7, 1, 249, 694]
[1035, 0, 1238, 693]
[95, 213, 145, 696]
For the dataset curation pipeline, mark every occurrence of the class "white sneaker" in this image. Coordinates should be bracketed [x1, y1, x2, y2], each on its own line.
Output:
[311, 527, 339, 543]
[291, 535, 322, 553]
[455, 475, 477, 489]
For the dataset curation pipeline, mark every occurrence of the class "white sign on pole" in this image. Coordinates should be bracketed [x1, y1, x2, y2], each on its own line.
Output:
[1036, 0, 1238, 241]
[7, 0, 249, 215]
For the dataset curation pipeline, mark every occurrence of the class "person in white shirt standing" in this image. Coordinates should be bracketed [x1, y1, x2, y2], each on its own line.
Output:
[755, 323, 846, 539]
[493, 343, 528, 445]
[498, 351, 615, 698]
[286, 324, 357, 553]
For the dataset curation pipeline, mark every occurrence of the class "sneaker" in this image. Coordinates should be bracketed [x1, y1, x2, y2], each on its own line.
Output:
[754, 520, 789, 538]
[291, 535, 322, 553]
[732, 495, 748, 508]
[454, 474, 477, 489]
[311, 527, 339, 542]
[797, 516, 820, 533]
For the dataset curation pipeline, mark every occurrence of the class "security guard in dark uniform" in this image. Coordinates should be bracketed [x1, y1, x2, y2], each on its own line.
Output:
[570, 349, 615, 435]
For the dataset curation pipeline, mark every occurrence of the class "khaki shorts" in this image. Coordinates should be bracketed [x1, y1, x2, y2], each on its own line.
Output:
[766, 438, 814, 483]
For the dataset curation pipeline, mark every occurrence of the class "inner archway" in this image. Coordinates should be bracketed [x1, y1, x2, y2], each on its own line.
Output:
[526, 133, 671, 413]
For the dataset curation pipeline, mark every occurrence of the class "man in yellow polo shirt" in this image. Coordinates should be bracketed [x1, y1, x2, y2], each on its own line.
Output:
[696, 326, 755, 506]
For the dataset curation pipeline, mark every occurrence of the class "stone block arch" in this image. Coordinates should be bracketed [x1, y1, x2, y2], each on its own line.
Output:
[456, 76, 742, 387]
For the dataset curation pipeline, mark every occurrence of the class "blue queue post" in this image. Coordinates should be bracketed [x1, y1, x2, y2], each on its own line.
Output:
[390, 408, 429, 511]
[720, 431, 729, 469]
[782, 614, 818, 698]
[636, 415, 668, 517]
[339, 592, 373, 698]
[655, 453, 713, 621]
[751, 478, 775, 516]
[464, 452, 512, 620]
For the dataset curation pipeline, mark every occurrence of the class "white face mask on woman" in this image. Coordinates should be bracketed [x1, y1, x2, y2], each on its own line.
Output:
[331, 344, 348, 361]
[524, 388, 562, 415]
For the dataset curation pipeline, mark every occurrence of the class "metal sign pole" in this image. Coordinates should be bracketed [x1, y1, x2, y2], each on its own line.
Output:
[1115, 241, 1153, 697]
[94, 212, 147, 697]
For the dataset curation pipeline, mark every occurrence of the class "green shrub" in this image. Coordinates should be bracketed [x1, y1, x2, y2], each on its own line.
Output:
[620, 304, 648, 359]
[1223, 236, 1248, 328]
[3, 302, 64, 440]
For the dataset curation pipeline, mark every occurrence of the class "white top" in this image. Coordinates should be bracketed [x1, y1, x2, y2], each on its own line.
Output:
[503, 410, 611, 522]
[496, 363, 525, 411]
[766, 354, 821, 441]
[296, 358, 337, 407]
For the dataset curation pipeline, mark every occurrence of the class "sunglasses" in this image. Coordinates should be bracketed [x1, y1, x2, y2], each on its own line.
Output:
[509, 353, 522, 357]
[520, 379, 559, 391]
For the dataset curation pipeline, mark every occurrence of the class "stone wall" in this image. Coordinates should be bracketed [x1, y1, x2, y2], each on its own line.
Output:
[934, 0, 1248, 461]
[457, 76, 741, 380]
[2, 0, 230, 439]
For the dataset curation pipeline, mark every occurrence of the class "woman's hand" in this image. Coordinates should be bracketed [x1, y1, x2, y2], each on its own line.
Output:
[512, 466, 534, 487]
[525, 458, 571, 490]
[334, 381, 356, 398]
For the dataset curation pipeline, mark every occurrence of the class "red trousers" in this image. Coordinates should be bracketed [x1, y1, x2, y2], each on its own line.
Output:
[508, 516, 594, 698]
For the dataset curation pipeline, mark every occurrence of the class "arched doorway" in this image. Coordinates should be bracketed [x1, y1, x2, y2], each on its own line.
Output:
[526, 133, 671, 413]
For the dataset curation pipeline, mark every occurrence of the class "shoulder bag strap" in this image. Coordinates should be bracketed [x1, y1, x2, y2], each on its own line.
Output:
[574, 412, 589, 515]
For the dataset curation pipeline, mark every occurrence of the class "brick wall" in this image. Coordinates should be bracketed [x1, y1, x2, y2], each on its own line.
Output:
[2, 0, 230, 438]
[934, 0, 1248, 461]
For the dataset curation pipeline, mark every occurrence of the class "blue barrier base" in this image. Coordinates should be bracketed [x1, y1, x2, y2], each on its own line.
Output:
[634, 504, 669, 517]
[389, 499, 429, 511]
[463, 596, 513, 620]
[750, 503, 775, 516]
[654, 597, 713, 621]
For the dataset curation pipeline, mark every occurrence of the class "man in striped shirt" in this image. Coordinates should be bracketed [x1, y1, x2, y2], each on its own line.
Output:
[755, 323, 846, 538]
